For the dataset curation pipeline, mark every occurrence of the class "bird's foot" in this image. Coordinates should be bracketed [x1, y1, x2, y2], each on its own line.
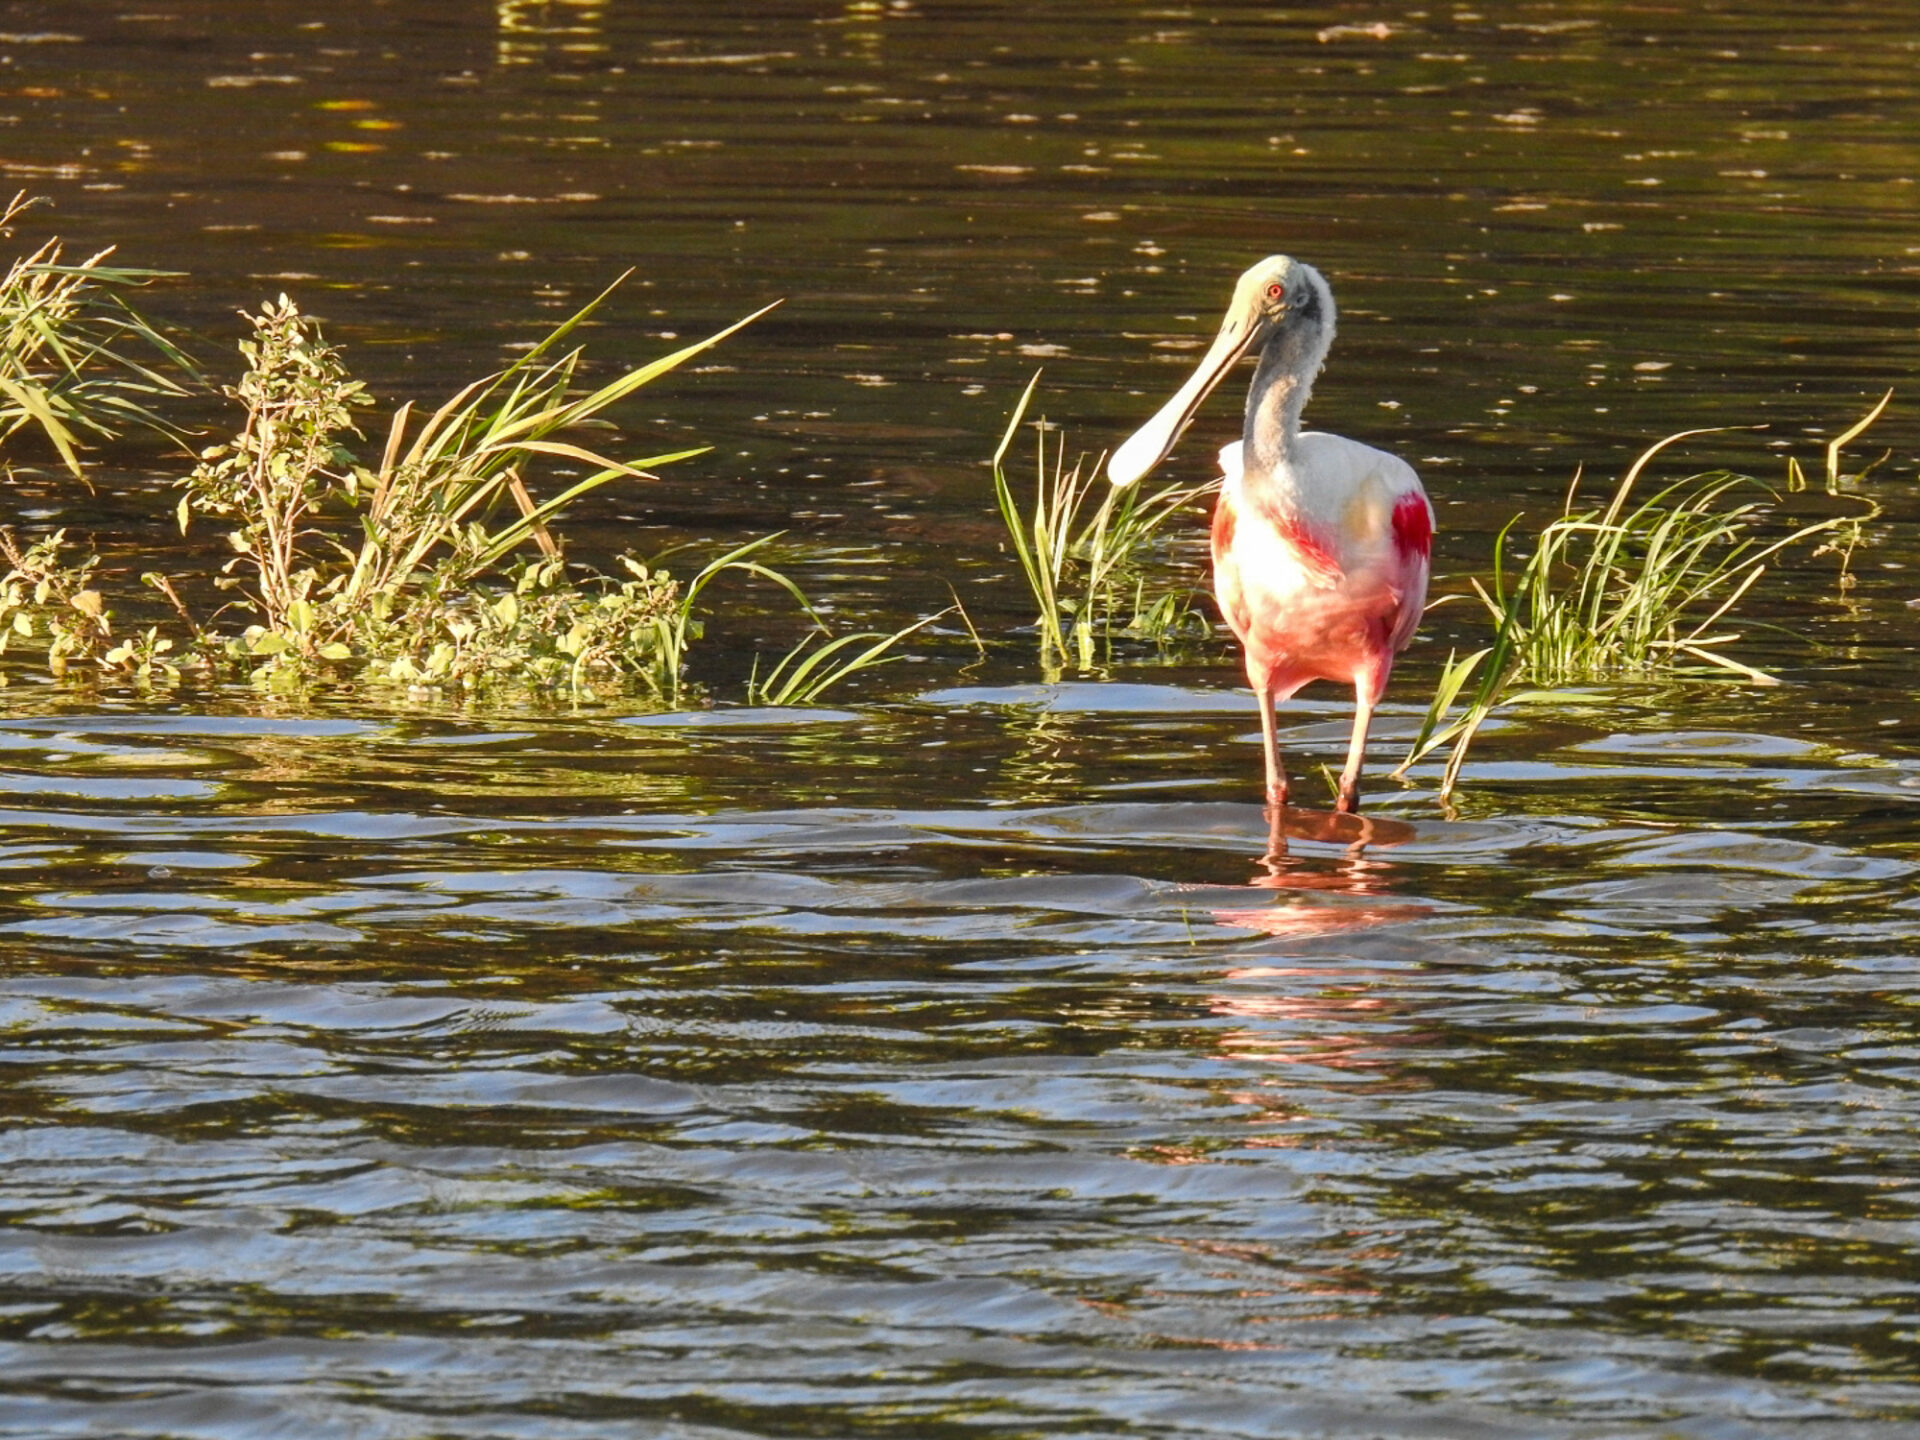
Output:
[1334, 782, 1361, 814]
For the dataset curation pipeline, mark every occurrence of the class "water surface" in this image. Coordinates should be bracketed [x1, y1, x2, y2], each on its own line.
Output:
[2, 3, 1919, 1436]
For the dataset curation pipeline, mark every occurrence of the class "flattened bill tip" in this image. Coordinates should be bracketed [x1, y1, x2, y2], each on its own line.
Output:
[1106, 427, 1161, 488]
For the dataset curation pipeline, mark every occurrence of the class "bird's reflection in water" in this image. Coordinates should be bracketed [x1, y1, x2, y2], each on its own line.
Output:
[1207, 804, 1430, 938]
[1207, 807, 1433, 1089]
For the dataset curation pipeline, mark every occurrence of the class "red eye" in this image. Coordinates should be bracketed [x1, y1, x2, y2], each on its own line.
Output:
[1266, 282, 1286, 300]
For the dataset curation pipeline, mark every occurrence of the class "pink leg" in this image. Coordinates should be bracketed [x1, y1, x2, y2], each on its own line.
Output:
[1256, 681, 1288, 809]
[1335, 674, 1383, 814]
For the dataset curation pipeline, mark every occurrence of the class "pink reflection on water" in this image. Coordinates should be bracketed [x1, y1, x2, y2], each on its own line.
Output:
[1204, 806, 1435, 1078]
[1210, 805, 1430, 939]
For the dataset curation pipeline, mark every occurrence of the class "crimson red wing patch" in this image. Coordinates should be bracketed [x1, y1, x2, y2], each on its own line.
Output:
[1391, 492, 1433, 561]
[1210, 493, 1237, 556]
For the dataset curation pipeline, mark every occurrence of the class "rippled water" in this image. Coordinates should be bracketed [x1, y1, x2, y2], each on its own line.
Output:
[4, 686, 1918, 1435]
[3, 3, 1920, 1436]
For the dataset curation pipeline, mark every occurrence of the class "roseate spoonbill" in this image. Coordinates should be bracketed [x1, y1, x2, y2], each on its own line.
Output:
[1108, 256, 1432, 813]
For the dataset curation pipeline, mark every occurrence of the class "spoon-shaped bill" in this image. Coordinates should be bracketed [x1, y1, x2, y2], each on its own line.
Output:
[1106, 312, 1261, 487]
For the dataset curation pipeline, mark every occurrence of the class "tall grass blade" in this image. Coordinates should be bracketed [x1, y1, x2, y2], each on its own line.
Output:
[749, 609, 949, 707]
[1826, 388, 1892, 492]
[990, 377, 1214, 669]
[0, 196, 193, 477]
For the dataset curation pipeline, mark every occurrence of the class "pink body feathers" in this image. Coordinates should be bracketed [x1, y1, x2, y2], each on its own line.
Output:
[1210, 432, 1430, 720]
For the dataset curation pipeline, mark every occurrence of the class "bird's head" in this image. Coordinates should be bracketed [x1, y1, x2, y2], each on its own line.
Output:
[1108, 255, 1335, 487]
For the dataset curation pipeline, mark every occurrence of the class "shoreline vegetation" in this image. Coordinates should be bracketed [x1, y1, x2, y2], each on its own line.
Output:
[0, 198, 932, 707]
[0, 197, 1895, 804]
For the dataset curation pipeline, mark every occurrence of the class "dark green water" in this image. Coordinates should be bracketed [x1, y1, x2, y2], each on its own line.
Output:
[2, 3, 1919, 1436]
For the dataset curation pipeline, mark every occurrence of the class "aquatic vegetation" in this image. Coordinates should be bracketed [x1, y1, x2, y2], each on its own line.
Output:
[175, 294, 377, 636]
[0, 204, 937, 708]
[1788, 388, 1892, 586]
[632, 532, 947, 708]
[747, 609, 951, 706]
[157, 284, 802, 699]
[0, 526, 111, 677]
[152, 286, 939, 705]
[1398, 404, 1889, 803]
[0, 192, 193, 475]
[991, 373, 1215, 671]
[642, 533, 818, 703]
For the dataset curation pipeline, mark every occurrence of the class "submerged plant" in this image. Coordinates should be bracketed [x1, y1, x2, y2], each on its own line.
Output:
[1398, 404, 1888, 803]
[991, 373, 1213, 671]
[0, 192, 193, 475]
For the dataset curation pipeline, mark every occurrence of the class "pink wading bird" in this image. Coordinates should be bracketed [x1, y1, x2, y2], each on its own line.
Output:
[1107, 256, 1433, 814]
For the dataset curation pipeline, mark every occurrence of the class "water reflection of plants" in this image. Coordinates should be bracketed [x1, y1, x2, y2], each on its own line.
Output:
[994, 704, 1092, 804]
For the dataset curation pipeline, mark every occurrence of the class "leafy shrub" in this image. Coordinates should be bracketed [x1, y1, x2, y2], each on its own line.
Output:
[163, 286, 766, 698]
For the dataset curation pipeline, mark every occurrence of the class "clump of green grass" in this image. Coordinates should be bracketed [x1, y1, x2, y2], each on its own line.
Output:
[0, 192, 192, 682]
[991, 373, 1214, 671]
[747, 607, 954, 706]
[0, 192, 192, 476]
[1397, 402, 1889, 803]
[648, 531, 948, 709]
[5, 274, 932, 707]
